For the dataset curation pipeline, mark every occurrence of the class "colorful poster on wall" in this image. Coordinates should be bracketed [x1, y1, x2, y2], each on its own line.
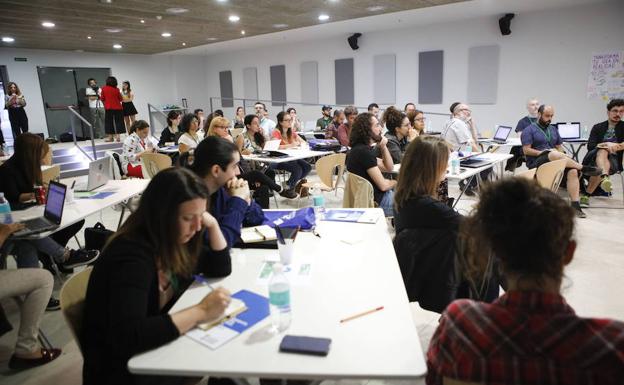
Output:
[587, 51, 624, 100]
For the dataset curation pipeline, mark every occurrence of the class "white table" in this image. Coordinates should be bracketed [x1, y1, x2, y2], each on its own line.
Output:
[478, 137, 522, 149]
[11, 179, 149, 239]
[243, 148, 333, 164]
[129, 208, 426, 380]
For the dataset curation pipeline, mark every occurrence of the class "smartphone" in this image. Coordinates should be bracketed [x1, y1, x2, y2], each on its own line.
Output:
[279, 335, 331, 356]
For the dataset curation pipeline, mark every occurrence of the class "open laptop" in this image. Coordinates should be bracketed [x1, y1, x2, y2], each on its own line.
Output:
[260, 139, 288, 158]
[556, 122, 584, 142]
[489, 125, 513, 144]
[75, 157, 110, 192]
[460, 153, 493, 168]
[12, 181, 66, 237]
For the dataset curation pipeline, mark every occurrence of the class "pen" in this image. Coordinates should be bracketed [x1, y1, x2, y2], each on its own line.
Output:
[253, 226, 266, 240]
[275, 225, 286, 244]
[193, 274, 214, 289]
[340, 306, 384, 323]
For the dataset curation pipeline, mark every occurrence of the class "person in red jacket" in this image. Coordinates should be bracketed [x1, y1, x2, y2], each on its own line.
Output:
[100, 76, 124, 142]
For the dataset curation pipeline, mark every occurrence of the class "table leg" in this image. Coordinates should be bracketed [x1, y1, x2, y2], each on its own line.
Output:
[453, 174, 476, 209]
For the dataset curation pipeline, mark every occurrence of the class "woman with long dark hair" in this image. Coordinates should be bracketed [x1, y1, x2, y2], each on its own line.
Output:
[158, 110, 182, 147]
[271, 111, 311, 196]
[177, 113, 201, 154]
[233, 106, 245, 128]
[4, 82, 28, 139]
[121, 81, 138, 132]
[82, 168, 232, 385]
[100, 76, 124, 142]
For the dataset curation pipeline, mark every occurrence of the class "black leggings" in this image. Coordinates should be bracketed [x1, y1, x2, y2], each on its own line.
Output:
[8, 107, 28, 139]
[104, 109, 124, 135]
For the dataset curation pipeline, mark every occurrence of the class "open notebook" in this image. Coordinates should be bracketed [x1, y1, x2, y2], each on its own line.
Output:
[240, 225, 277, 243]
[198, 298, 247, 330]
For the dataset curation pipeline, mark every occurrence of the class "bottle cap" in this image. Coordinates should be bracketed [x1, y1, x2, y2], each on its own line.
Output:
[272, 262, 284, 274]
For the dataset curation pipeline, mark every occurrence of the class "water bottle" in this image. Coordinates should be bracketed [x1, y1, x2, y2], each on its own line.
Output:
[450, 152, 460, 175]
[0, 192, 13, 224]
[583, 125, 589, 139]
[464, 144, 472, 156]
[269, 263, 291, 332]
[311, 184, 326, 224]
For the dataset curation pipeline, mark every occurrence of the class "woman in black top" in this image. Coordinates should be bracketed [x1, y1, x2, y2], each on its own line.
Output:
[379, 106, 417, 163]
[82, 168, 232, 385]
[158, 110, 182, 147]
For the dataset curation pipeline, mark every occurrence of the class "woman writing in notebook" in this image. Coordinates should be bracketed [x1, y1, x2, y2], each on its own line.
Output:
[82, 167, 232, 385]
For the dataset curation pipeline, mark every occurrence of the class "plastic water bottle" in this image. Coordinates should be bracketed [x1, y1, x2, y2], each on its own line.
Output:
[311, 184, 326, 224]
[450, 152, 460, 175]
[0, 192, 12, 224]
[464, 144, 472, 156]
[583, 125, 589, 139]
[269, 263, 292, 332]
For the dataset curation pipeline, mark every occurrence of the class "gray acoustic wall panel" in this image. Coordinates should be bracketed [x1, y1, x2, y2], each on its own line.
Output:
[219, 70, 233, 108]
[335, 58, 354, 105]
[270, 65, 287, 107]
[418, 50, 444, 104]
[242, 67, 258, 107]
[467, 45, 500, 104]
[373, 54, 396, 104]
[300, 61, 319, 104]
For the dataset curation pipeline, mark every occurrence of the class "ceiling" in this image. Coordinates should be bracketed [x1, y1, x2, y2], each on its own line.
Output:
[0, 0, 468, 55]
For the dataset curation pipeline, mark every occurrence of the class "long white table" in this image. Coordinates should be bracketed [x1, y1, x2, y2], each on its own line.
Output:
[11, 179, 149, 239]
[129, 208, 426, 380]
[243, 148, 333, 164]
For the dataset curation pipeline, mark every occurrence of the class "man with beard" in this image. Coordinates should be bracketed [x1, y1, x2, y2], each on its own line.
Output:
[316, 105, 333, 132]
[521, 104, 601, 218]
[506, 98, 541, 172]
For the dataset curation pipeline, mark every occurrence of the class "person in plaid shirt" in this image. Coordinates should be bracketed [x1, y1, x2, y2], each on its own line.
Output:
[426, 178, 624, 384]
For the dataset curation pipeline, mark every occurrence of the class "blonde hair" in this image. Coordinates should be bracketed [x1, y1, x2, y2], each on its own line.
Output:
[394, 136, 450, 210]
[207, 116, 231, 138]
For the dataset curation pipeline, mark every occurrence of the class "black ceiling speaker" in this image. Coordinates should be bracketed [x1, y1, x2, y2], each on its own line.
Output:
[348, 33, 362, 50]
[499, 13, 515, 36]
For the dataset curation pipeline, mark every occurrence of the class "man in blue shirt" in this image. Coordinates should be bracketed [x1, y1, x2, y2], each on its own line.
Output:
[521, 104, 601, 218]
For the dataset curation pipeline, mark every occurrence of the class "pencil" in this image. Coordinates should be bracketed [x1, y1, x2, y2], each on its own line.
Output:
[340, 306, 384, 323]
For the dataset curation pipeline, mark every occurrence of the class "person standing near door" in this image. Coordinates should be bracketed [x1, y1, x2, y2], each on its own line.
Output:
[85, 78, 105, 139]
[4, 82, 28, 140]
[100, 76, 124, 142]
[121, 81, 138, 134]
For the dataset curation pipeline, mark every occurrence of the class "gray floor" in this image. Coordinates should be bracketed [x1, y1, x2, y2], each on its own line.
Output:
[1, 166, 623, 385]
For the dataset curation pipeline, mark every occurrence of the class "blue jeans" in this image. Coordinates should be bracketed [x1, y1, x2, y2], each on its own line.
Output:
[379, 189, 395, 217]
[11, 238, 66, 268]
[273, 160, 312, 189]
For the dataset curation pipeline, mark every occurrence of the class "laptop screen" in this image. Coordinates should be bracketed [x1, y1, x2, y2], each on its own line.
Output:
[44, 181, 66, 224]
[556, 122, 581, 140]
[494, 125, 512, 141]
[89, 157, 110, 190]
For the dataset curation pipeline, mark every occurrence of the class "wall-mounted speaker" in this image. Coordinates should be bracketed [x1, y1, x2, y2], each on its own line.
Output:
[499, 13, 515, 36]
[348, 33, 362, 50]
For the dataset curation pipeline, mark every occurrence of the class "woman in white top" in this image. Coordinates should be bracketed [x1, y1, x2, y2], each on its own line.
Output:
[122, 120, 156, 178]
[178, 113, 201, 154]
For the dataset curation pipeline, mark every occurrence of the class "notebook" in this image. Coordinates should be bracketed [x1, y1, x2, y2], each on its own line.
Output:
[240, 225, 277, 243]
[324, 209, 381, 224]
[198, 298, 247, 330]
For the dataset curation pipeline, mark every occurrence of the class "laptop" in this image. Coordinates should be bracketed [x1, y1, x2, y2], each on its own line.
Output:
[260, 139, 288, 158]
[556, 122, 584, 142]
[12, 181, 66, 237]
[75, 157, 110, 192]
[489, 125, 513, 144]
[460, 153, 493, 168]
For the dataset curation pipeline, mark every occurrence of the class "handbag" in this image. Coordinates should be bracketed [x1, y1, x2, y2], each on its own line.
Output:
[84, 222, 115, 251]
[263, 207, 316, 230]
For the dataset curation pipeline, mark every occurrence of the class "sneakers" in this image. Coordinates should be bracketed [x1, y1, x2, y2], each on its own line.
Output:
[572, 202, 587, 218]
[62, 249, 100, 269]
[46, 297, 60, 311]
[581, 165, 602, 177]
[600, 176, 613, 193]
[579, 195, 590, 208]
[9, 348, 62, 370]
[279, 188, 298, 199]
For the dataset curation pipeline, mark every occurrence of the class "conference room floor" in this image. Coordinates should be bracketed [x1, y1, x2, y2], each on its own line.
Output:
[1, 168, 623, 385]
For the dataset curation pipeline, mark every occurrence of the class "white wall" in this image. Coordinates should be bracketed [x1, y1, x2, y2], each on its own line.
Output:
[0, 49, 208, 136]
[203, 0, 624, 135]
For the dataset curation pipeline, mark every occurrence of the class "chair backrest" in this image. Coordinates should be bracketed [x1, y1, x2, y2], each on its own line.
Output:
[230, 128, 244, 139]
[514, 167, 536, 181]
[105, 150, 124, 180]
[41, 164, 61, 186]
[315, 153, 346, 191]
[535, 159, 567, 192]
[343, 172, 375, 208]
[60, 267, 93, 354]
[444, 377, 481, 385]
[141, 153, 172, 179]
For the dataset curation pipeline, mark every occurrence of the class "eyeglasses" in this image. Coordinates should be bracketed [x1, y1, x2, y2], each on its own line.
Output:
[216, 125, 229, 129]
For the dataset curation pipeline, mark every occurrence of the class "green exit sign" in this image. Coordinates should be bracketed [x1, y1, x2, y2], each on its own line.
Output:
[14, 57, 27, 62]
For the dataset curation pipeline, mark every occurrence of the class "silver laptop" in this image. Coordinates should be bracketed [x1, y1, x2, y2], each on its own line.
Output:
[556, 122, 582, 141]
[263, 139, 281, 151]
[76, 157, 110, 192]
[490, 125, 512, 144]
[12, 181, 66, 237]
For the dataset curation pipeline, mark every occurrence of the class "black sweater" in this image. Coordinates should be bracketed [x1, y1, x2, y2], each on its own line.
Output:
[81, 236, 230, 385]
[587, 120, 624, 170]
[0, 157, 33, 208]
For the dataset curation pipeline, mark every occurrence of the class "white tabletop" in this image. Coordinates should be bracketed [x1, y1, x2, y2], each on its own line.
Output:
[11, 179, 149, 238]
[478, 137, 522, 147]
[129, 208, 426, 380]
[243, 148, 333, 164]
[393, 152, 513, 180]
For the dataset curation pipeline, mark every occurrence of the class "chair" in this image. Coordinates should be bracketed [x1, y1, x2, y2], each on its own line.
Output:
[230, 128, 244, 139]
[514, 167, 536, 181]
[60, 267, 92, 354]
[298, 153, 346, 206]
[535, 159, 567, 192]
[141, 153, 172, 179]
[342, 172, 375, 208]
[41, 164, 60, 186]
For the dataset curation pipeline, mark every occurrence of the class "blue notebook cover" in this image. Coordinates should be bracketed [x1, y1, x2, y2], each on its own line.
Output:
[223, 290, 270, 333]
[76, 191, 116, 200]
[323, 209, 365, 223]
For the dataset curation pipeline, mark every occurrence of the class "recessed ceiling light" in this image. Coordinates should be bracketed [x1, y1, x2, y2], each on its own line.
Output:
[272, 24, 288, 28]
[318, 14, 330, 21]
[156, 15, 162, 20]
[165, 7, 189, 14]
[2, 37, 15, 43]
[113, 44, 122, 49]
[241, 30, 245, 35]
[229, 15, 240, 22]
[105, 28, 123, 33]
[206, 37, 219, 41]
[161, 32, 172, 37]
[366, 5, 385, 12]
[41, 21, 56, 28]
[182, 42, 186, 46]
[99, 0, 113, 3]
[87, 35, 92, 39]
[216, 0, 228, 2]
[75, 49, 84, 53]
[140, 19, 145, 24]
